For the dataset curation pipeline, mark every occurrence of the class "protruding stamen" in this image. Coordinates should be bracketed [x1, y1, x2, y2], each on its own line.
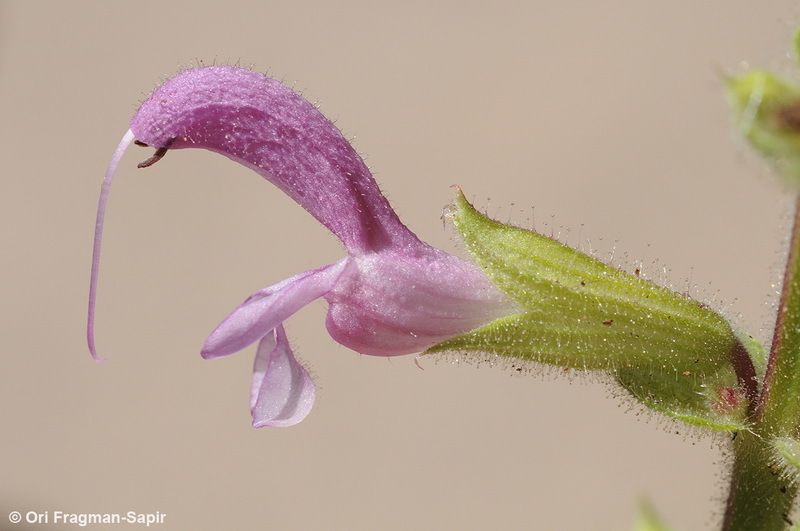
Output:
[137, 146, 169, 168]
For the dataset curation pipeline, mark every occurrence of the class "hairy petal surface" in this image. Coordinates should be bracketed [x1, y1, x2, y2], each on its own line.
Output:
[130, 66, 417, 252]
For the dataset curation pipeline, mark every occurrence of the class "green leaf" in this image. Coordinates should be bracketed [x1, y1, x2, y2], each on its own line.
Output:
[428, 190, 759, 430]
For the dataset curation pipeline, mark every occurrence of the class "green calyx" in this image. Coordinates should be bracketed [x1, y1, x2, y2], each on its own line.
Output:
[726, 30, 800, 186]
[428, 190, 761, 431]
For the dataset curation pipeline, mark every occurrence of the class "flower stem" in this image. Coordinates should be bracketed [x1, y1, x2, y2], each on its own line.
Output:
[722, 194, 800, 530]
[722, 430, 796, 530]
[757, 194, 800, 430]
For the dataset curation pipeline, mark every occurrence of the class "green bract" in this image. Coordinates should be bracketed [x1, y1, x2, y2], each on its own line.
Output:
[428, 190, 760, 431]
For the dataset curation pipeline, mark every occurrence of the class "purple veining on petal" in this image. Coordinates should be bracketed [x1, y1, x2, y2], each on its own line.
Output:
[130, 66, 417, 253]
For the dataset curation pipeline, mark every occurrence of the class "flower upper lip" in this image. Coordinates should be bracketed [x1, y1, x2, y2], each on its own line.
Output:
[128, 66, 418, 254]
[89, 65, 516, 427]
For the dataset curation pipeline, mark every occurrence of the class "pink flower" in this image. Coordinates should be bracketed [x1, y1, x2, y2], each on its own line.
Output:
[89, 66, 515, 427]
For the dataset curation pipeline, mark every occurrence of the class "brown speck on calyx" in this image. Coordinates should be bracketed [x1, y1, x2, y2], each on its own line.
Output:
[602, 319, 613, 325]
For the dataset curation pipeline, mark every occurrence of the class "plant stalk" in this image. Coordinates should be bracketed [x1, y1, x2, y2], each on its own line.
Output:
[723, 194, 800, 529]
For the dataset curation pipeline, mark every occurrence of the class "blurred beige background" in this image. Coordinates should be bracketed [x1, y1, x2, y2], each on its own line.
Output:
[2, 1, 798, 529]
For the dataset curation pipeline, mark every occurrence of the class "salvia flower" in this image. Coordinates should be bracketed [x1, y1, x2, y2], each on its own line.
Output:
[88, 66, 516, 427]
